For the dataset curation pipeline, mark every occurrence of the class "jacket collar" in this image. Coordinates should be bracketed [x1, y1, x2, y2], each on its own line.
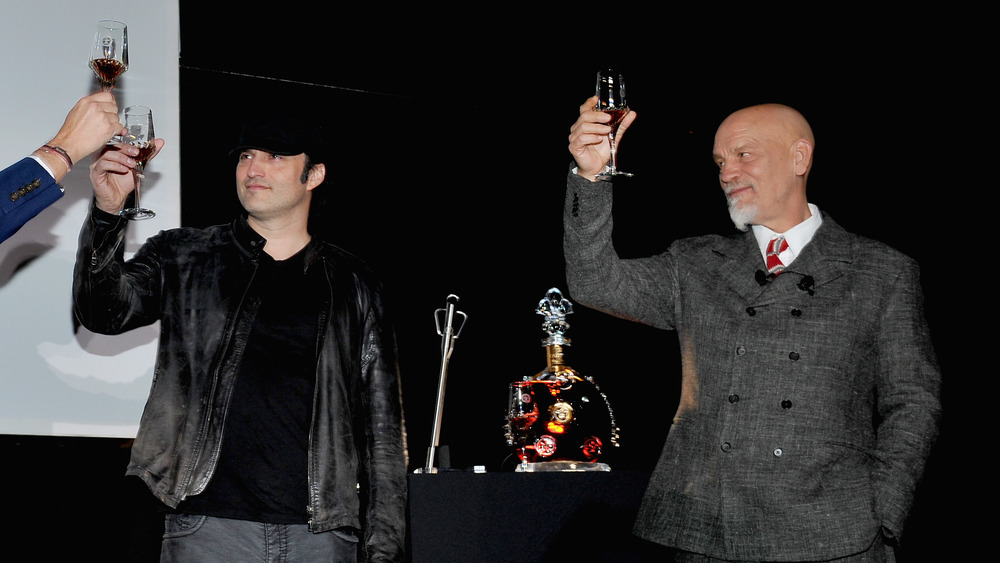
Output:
[713, 211, 854, 303]
[232, 214, 324, 273]
[232, 214, 267, 259]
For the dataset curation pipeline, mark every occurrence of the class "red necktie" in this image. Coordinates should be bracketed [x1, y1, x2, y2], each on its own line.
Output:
[766, 236, 788, 275]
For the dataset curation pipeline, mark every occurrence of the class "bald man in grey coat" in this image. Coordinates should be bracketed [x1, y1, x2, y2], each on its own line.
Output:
[563, 100, 940, 562]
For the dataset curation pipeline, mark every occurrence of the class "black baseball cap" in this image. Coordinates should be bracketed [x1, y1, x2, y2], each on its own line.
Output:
[230, 113, 327, 163]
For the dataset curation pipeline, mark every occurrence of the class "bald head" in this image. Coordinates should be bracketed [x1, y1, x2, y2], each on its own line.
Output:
[717, 104, 814, 156]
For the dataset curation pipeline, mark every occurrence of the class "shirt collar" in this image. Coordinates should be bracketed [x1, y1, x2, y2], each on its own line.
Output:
[751, 203, 823, 264]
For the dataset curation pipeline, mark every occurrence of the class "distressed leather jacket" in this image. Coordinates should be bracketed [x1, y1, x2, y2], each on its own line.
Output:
[73, 206, 407, 562]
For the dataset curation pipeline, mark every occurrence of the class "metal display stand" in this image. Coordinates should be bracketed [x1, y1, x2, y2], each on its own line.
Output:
[414, 294, 467, 474]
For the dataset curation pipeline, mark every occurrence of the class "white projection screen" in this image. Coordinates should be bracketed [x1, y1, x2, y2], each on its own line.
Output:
[0, 1, 180, 437]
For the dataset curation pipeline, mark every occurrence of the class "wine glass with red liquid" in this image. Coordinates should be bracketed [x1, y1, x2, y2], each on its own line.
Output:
[506, 381, 540, 465]
[118, 105, 156, 220]
[89, 20, 128, 92]
[594, 68, 633, 178]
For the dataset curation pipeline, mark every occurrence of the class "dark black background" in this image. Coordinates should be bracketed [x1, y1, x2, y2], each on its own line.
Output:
[4, 7, 979, 561]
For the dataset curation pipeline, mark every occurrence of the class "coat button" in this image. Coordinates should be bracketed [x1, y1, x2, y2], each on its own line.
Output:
[773, 448, 783, 457]
[721, 442, 732, 452]
[736, 346, 746, 356]
[788, 351, 800, 361]
[746, 307, 756, 316]
[781, 400, 792, 409]
[728, 394, 739, 403]
[790, 308, 802, 317]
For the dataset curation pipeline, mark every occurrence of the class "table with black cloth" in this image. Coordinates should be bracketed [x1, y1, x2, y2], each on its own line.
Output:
[407, 469, 664, 563]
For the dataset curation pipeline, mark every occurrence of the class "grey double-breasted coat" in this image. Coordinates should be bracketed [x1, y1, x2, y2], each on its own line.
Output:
[563, 174, 941, 561]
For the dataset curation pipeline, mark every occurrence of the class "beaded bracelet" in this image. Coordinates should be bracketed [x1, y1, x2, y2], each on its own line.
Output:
[40, 144, 73, 170]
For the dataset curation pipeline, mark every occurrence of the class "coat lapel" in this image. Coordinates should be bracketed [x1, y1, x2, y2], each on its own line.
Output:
[784, 214, 854, 290]
[711, 213, 854, 305]
[713, 230, 769, 303]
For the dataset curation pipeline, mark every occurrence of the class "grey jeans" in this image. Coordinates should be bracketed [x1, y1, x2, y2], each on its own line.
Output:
[160, 513, 359, 563]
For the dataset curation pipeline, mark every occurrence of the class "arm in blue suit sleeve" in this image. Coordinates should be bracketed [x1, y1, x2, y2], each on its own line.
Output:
[0, 157, 64, 243]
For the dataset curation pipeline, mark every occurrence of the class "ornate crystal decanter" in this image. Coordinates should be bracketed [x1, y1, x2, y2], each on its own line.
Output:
[504, 288, 620, 472]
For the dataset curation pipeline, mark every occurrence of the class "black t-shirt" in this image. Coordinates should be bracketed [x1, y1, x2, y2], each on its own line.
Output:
[177, 244, 324, 523]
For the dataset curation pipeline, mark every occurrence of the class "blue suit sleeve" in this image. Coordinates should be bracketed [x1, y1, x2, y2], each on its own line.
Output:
[0, 157, 64, 243]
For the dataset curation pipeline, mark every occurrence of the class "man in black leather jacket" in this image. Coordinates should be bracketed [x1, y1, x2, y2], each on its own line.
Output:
[73, 114, 407, 562]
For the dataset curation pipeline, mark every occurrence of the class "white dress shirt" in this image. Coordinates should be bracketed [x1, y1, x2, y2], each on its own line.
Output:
[751, 203, 823, 268]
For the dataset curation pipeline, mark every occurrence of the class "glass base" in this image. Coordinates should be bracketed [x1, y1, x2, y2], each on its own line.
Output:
[596, 169, 633, 178]
[120, 207, 155, 220]
[515, 460, 611, 473]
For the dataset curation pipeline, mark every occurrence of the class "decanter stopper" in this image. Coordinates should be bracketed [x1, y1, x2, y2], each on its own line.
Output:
[537, 287, 572, 345]
[536, 287, 577, 378]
